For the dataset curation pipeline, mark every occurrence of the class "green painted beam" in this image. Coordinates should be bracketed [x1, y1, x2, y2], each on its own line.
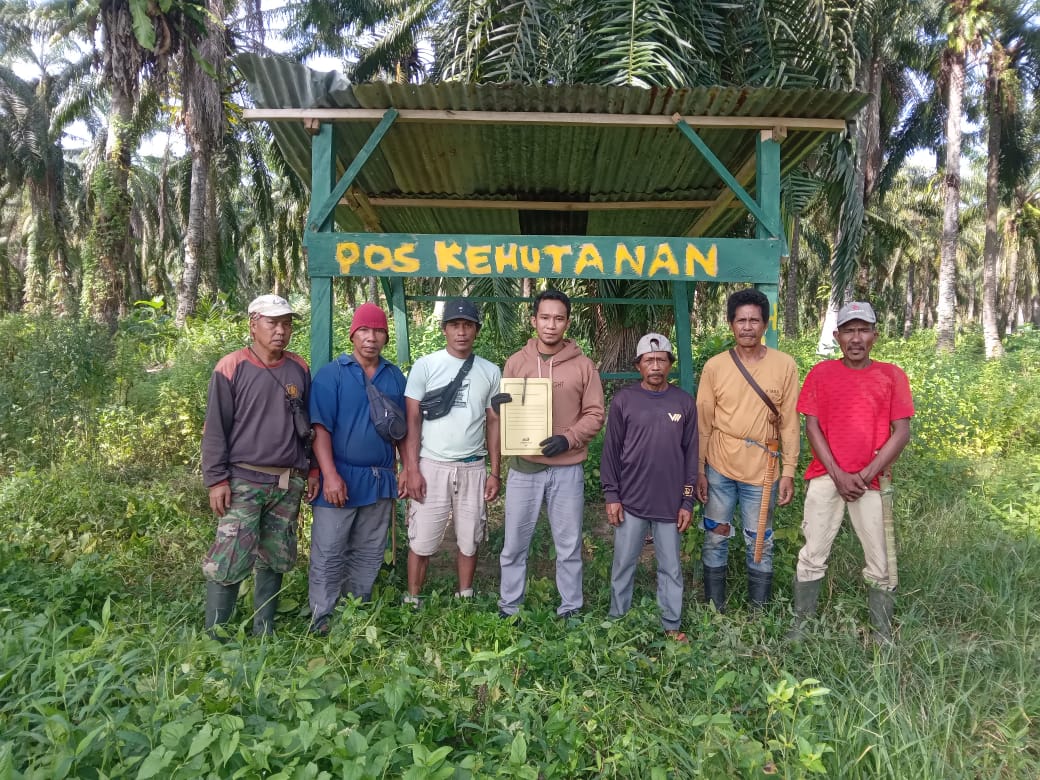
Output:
[304, 233, 782, 282]
[673, 119, 781, 238]
[307, 108, 399, 232]
[309, 124, 336, 369]
[390, 277, 409, 366]
[754, 131, 783, 349]
[672, 282, 695, 393]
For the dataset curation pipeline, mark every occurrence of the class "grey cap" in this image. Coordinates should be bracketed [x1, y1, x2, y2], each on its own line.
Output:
[442, 298, 481, 326]
[836, 301, 877, 327]
[635, 333, 674, 362]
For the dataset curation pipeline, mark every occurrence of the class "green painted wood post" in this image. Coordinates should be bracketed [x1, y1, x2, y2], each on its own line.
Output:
[309, 123, 336, 370]
[390, 277, 409, 366]
[672, 281, 694, 393]
[755, 130, 783, 349]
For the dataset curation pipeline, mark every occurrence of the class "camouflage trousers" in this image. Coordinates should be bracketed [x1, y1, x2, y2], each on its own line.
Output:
[201, 476, 304, 585]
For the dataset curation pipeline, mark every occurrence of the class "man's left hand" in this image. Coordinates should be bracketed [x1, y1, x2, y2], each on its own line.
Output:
[677, 508, 692, 533]
[777, 476, 795, 506]
[539, 435, 569, 457]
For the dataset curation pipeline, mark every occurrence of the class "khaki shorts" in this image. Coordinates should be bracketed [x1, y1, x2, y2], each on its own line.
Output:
[407, 457, 487, 556]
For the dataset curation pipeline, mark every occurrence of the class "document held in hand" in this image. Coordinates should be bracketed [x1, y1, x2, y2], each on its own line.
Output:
[499, 377, 553, 456]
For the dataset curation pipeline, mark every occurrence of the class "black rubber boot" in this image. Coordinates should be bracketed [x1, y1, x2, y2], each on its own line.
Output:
[205, 580, 241, 641]
[252, 568, 283, 637]
[747, 569, 773, 612]
[785, 577, 822, 643]
[868, 587, 895, 645]
[702, 565, 728, 613]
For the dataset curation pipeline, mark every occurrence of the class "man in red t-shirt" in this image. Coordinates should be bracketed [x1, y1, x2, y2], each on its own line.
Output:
[789, 302, 913, 644]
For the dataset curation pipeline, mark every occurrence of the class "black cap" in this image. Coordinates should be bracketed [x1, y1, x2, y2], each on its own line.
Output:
[442, 298, 481, 326]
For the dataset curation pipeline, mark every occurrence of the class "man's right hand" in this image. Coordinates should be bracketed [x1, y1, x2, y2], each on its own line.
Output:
[322, 472, 348, 507]
[696, 474, 709, 503]
[832, 469, 868, 502]
[606, 502, 624, 527]
[489, 393, 512, 414]
[209, 483, 231, 517]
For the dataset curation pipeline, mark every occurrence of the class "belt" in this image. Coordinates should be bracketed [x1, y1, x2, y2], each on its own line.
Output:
[235, 463, 306, 489]
[454, 455, 484, 463]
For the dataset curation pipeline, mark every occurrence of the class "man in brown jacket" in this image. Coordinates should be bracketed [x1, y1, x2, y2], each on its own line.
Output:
[494, 290, 605, 619]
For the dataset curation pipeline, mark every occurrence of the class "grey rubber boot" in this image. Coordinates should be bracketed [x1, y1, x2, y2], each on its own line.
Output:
[747, 569, 773, 612]
[205, 580, 241, 640]
[868, 587, 895, 645]
[785, 577, 822, 643]
[252, 568, 284, 636]
[702, 565, 728, 613]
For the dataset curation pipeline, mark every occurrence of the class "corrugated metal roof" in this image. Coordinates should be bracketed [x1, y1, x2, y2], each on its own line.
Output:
[236, 53, 869, 238]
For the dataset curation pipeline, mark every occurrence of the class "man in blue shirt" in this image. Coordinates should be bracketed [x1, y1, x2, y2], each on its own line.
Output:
[308, 303, 406, 634]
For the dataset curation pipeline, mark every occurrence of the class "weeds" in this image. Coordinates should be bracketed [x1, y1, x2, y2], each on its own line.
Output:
[0, 314, 1038, 777]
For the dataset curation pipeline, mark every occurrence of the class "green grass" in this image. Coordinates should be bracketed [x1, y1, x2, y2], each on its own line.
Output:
[0, 317, 1038, 777]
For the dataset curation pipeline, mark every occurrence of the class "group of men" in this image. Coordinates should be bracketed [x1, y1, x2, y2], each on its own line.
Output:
[200, 288, 912, 644]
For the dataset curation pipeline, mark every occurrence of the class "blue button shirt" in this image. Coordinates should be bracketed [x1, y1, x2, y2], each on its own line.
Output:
[309, 354, 407, 508]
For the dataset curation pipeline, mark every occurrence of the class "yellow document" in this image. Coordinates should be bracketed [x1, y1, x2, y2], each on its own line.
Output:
[499, 378, 553, 456]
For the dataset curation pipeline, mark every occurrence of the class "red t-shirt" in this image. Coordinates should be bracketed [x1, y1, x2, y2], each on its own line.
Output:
[797, 359, 914, 487]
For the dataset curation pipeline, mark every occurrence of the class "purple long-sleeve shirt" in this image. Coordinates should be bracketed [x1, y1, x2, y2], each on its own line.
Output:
[601, 383, 699, 522]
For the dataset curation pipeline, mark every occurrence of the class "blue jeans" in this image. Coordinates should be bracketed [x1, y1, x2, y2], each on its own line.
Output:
[700, 464, 777, 573]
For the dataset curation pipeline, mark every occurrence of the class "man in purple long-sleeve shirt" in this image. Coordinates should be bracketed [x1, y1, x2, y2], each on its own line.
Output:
[601, 333, 698, 640]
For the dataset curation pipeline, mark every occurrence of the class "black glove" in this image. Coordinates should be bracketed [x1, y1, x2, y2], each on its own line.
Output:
[489, 393, 512, 414]
[539, 435, 569, 457]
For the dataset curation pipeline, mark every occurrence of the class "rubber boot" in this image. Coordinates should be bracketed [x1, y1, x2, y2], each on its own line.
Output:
[747, 568, 773, 612]
[252, 568, 283, 636]
[205, 580, 241, 641]
[868, 587, 895, 645]
[702, 565, 728, 613]
[785, 577, 822, 643]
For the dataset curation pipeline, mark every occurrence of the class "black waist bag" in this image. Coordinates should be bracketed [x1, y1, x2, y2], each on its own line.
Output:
[419, 354, 474, 421]
[363, 371, 407, 442]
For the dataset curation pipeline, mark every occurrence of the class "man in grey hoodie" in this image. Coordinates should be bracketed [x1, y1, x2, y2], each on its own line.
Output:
[494, 290, 605, 619]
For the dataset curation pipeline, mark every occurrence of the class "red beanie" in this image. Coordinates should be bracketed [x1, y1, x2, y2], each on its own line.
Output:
[350, 302, 389, 338]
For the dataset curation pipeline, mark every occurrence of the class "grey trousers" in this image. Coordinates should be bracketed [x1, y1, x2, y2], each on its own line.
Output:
[309, 500, 392, 622]
[498, 464, 585, 616]
[609, 511, 683, 631]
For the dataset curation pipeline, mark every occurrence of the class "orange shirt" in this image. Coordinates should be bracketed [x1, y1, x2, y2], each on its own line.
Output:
[696, 348, 800, 483]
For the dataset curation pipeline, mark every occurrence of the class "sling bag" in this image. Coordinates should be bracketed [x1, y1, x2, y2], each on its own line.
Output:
[359, 365, 407, 442]
[419, 354, 475, 421]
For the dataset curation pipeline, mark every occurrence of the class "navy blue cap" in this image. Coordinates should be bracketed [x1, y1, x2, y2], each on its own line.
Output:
[442, 298, 481, 326]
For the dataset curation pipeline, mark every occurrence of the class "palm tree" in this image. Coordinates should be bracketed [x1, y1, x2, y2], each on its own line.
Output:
[979, 2, 1040, 358]
[935, 0, 987, 351]
[71, 0, 206, 327]
[0, 0, 96, 315]
[175, 0, 227, 325]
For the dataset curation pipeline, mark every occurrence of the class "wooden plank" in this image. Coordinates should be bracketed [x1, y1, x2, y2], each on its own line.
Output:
[304, 232, 782, 282]
[362, 197, 725, 211]
[243, 108, 848, 132]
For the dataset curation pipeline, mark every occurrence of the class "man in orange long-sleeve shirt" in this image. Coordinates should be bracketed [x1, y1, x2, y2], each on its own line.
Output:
[695, 289, 800, 612]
